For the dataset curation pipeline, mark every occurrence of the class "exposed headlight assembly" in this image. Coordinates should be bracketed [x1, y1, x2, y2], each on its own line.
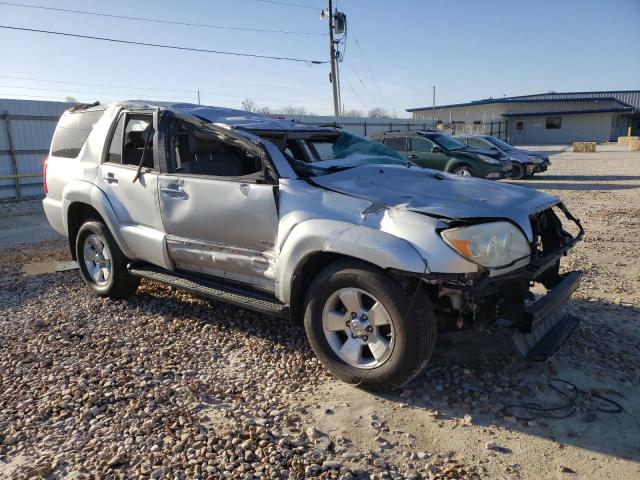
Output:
[527, 155, 542, 163]
[441, 221, 531, 268]
[476, 154, 500, 164]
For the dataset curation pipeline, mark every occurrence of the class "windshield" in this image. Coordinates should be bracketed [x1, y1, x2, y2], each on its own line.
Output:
[485, 136, 514, 151]
[289, 131, 412, 176]
[429, 134, 466, 151]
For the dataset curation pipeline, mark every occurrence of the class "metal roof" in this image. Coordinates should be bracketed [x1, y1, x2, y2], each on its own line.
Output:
[406, 90, 640, 112]
[501, 107, 633, 117]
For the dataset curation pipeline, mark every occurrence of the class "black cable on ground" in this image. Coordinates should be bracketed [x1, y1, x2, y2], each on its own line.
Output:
[501, 378, 624, 421]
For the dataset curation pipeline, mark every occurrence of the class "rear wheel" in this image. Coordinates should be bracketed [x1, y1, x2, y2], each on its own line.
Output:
[76, 220, 139, 298]
[510, 163, 525, 180]
[451, 164, 474, 177]
[303, 260, 437, 391]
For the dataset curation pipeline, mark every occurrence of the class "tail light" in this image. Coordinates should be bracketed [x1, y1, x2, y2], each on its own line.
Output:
[43, 155, 48, 194]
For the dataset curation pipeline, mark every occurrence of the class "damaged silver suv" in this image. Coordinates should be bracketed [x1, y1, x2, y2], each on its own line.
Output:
[43, 102, 584, 391]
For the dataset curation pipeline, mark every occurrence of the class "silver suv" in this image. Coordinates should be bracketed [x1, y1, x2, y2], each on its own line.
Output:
[43, 102, 584, 391]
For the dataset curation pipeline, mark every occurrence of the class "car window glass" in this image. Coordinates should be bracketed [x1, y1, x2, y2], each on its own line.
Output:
[51, 110, 104, 158]
[122, 115, 155, 168]
[384, 136, 407, 151]
[467, 137, 490, 149]
[170, 121, 263, 179]
[410, 137, 435, 152]
[106, 114, 125, 164]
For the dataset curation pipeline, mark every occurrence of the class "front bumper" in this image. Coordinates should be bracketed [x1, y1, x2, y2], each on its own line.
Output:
[486, 164, 514, 179]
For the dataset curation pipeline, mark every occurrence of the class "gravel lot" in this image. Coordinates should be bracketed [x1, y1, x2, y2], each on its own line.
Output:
[1, 144, 639, 479]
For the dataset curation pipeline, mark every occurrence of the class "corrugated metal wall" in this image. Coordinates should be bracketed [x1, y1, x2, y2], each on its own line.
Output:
[278, 114, 435, 136]
[0, 99, 70, 198]
[507, 112, 616, 145]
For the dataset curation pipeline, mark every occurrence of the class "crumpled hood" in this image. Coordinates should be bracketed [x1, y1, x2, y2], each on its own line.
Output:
[313, 164, 560, 240]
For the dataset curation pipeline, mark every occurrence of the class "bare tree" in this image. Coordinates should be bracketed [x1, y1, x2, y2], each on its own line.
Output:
[65, 96, 78, 103]
[241, 99, 257, 112]
[280, 105, 307, 116]
[343, 109, 364, 117]
[257, 106, 272, 114]
[367, 107, 388, 118]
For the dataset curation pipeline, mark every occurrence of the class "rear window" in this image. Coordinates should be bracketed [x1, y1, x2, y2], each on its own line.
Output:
[51, 110, 105, 158]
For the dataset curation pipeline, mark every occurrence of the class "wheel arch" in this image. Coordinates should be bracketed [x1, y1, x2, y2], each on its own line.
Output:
[62, 181, 135, 260]
[276, 219, 427, 322]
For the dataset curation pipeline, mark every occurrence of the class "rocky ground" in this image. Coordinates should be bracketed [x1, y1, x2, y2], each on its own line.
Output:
[0, 144, 639, 479]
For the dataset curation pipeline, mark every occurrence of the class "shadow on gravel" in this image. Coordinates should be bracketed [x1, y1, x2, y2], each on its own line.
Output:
[509, 182, 639, 191]
[373, 299, 640, 463]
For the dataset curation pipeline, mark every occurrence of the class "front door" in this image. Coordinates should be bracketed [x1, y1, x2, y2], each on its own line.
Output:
[95, 109, 167, 267]
[158, 118, 279, 291]
[408, 136, 448, 170]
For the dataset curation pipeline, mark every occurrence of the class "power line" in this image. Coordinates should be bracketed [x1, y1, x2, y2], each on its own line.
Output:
[254, 0, 318, 10]
[343, 61, 377, 108]
[341, 75, 368, 113]
[351, 30, 387, 108]
[0, 1, 325, 36]
[0, 25, 327, 64]
[0, 75, 327, 107]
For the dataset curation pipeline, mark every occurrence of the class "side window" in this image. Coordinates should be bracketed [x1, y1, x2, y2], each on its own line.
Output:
[51, 110, 104, 158]
[467, 137, 489, 149]
[122, 115, 154, 168]
[410, 137, 435, 152]
[384, 136, 407, 151]
[516, 121, 524, 131]
[106, 114, 125, 164]
[169, 120, 263, 179]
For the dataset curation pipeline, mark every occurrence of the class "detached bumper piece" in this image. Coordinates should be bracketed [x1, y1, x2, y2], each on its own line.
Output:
[512, 271, 582, 361]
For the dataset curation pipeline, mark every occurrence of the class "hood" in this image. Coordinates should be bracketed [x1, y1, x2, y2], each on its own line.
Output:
[313, 164, 559, 240]
[460, 147, 504, 159]
[512, 149, 549, 160]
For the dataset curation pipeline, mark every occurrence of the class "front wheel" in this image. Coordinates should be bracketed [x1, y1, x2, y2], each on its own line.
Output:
[303, 260, 437, 391]
[510, 163, 525, 180]
[451, 164, 475, 177]
[76, 220, 139, 299]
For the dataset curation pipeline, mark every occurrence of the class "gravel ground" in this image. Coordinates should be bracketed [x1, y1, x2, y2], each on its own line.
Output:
[0, 144, 639, 479]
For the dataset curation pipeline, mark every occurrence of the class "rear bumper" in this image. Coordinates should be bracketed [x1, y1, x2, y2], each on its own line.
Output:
[42, 196, 66, 236]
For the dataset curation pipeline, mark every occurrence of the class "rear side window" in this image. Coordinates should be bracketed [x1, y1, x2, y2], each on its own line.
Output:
[51, 110, 104, 158]
[384, 136, 407, 151]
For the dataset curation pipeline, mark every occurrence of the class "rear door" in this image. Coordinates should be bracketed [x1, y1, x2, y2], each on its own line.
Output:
[157, 118, 279, 291]
[95, 109, 166, 266]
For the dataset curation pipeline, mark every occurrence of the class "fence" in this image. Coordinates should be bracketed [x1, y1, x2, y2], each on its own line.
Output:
[0, 99, 438, 199]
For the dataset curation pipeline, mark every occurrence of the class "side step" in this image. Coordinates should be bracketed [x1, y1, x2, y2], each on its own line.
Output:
[512, 311, 581, 362]
[129, 263, 289, 319]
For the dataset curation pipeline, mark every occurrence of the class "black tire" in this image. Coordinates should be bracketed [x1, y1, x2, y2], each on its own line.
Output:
[451, 164, 475, 177]
[76, 220, 140, 299]
[510, 163, 525, 180]
[303, 260, 437, 391]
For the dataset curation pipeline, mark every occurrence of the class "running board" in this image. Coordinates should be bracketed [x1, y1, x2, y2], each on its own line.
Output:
[128, 263, 289, 319]
[512, 312, 581, 362]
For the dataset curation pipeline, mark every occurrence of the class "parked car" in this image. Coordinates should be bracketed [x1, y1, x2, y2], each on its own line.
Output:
[369, 130, 512, 179]
[455, 135, 551, 179]
[43, 102, 583, 391]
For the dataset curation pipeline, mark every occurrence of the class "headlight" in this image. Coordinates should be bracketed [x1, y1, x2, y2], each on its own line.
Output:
[441, 221, 531, 268]
[476, 154, 500, 164]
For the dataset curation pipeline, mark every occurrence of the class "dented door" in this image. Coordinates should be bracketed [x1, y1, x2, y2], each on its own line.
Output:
[158, 175, 279, 291]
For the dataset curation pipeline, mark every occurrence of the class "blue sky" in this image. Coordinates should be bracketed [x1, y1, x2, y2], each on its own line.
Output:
[0, 0, 638, 116]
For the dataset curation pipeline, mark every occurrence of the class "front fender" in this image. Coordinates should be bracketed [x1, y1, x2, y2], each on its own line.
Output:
[275, 219, 427, 303]
[61, 180, 136, 259]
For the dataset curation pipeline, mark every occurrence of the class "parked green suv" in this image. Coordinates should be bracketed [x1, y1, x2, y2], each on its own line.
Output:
[369, 131, 512, 179]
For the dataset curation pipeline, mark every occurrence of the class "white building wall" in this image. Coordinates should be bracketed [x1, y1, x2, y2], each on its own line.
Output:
[507, 112, 616, 145]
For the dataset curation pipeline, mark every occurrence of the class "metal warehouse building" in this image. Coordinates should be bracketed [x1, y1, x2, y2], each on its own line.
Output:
[407, 90, 640, 145]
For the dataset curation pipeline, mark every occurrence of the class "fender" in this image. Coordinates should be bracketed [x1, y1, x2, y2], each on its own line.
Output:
[275, 219, 427, 303]
[62, 179, 137, 259]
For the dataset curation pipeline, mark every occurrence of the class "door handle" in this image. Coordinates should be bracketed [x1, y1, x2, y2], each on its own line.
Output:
[103, 172, 118, 184]
[408, 154, 417, 159]
[160, 186, 188, 199]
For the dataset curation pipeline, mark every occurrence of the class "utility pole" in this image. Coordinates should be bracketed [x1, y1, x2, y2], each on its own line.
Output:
[328, 0, 340, 116]
[197, 90, 201, 105]
[432, 85, 436, 121]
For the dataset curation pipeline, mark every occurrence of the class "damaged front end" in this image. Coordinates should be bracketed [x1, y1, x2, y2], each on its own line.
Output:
[419, 203, 584, 361]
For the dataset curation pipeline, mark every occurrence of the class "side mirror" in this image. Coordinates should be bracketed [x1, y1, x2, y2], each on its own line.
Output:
[431, 146, 443, 154]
